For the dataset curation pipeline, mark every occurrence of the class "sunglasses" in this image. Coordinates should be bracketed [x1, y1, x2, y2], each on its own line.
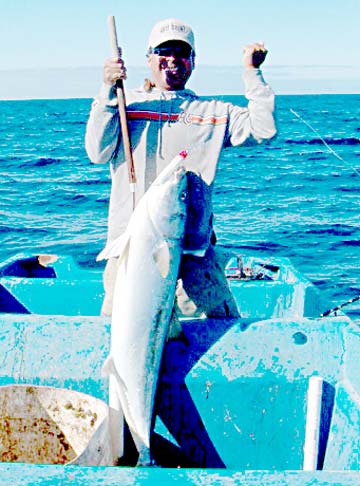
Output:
[152, 45, 193, 59]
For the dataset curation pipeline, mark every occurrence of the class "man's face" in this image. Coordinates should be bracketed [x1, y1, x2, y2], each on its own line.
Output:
[147, 41, 195, 91]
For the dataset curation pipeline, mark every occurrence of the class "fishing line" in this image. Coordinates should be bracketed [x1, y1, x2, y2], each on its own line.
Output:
[290, 108, 360, 178]
[291, 108, 360, 318]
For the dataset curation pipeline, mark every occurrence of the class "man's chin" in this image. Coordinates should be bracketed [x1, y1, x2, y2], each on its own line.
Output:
[164, 73, 187, 90]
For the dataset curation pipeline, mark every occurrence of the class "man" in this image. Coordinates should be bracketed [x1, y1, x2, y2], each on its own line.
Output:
[85, 18, 276, 317]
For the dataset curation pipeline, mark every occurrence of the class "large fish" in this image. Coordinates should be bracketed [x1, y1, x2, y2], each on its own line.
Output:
[97, 152, 190, 465]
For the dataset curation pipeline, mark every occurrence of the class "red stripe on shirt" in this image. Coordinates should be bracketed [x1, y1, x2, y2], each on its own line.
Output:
[127, 111, 227, 125]
[190, 115, 228, 125]
[127, 111, 179, 122]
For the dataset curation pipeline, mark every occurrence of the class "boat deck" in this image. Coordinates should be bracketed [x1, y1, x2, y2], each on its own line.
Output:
[0, 253, 359, 482]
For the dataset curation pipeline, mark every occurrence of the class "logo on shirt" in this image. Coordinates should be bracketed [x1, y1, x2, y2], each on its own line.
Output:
[178, 111, 193, 125]
[179, 111, 228, 126]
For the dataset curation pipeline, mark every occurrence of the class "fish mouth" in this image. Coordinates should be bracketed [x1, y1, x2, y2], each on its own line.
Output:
[173, 166, 187, 183]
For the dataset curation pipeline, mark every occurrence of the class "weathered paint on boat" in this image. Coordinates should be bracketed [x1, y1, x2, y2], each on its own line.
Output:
[0, 253, 359, 484]
[0, 313, 359, 471]
[0, 463, 359, 486]
[185, 316, 360, 470]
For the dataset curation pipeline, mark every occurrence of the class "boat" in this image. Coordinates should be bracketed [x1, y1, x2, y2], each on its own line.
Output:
[0, 252, 359, 485]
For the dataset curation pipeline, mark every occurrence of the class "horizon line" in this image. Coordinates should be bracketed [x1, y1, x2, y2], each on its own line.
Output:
[1, 64, 359, 72]
[1, 92, 359, 102]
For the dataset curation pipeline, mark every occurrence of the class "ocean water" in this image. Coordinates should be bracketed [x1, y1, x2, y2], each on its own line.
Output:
[0, 95, 359, 321]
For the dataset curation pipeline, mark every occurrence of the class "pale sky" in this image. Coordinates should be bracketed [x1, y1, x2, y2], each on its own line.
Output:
[0, 0, 359, 98]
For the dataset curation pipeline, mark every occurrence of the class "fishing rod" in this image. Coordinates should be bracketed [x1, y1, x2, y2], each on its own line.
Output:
[108, 15, 137, 210]
[320, 295, 360, 317]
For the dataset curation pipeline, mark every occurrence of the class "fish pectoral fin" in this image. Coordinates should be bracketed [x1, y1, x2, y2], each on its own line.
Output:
[96, 233, 131, 262]
[153, 241, 171, 278]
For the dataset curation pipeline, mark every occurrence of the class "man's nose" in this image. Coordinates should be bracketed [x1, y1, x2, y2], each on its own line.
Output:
[167, 55, 177, 65]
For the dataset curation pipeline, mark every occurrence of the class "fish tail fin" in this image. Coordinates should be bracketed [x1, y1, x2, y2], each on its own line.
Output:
[103, 356, 125, 463]
[102, 355, 151, 454]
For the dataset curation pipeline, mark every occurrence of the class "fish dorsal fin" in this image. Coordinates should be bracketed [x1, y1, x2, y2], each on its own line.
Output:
[153, 241, 170, 278]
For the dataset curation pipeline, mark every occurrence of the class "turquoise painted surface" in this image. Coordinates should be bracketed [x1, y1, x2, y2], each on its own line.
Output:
[0, 254, 103, 315]
[0, 464, 359, 486]
[227, 255, 324, 319]
[0, 315, 110, 401]
[0, 254, 320, 318]
[0, 313, 359, 471]
[185, 316, 360, 470]
[323, 384, 360, 470]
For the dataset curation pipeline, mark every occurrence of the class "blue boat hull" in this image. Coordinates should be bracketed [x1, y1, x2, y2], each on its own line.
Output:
[0, 253, 359, 483]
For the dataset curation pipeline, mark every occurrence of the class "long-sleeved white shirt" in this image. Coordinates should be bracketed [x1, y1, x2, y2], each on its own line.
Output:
[85, 68, 276, 247]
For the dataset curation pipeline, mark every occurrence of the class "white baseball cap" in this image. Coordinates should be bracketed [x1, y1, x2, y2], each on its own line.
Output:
[148, 18, 195, 51]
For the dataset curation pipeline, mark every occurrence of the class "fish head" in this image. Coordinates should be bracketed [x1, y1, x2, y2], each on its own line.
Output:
[148, 165, 189, 239]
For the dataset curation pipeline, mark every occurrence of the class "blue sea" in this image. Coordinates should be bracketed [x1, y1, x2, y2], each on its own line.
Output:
[0, 95, 359, 321]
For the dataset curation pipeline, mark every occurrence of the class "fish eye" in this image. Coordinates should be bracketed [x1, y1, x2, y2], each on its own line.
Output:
[180, 190, 188, 201]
